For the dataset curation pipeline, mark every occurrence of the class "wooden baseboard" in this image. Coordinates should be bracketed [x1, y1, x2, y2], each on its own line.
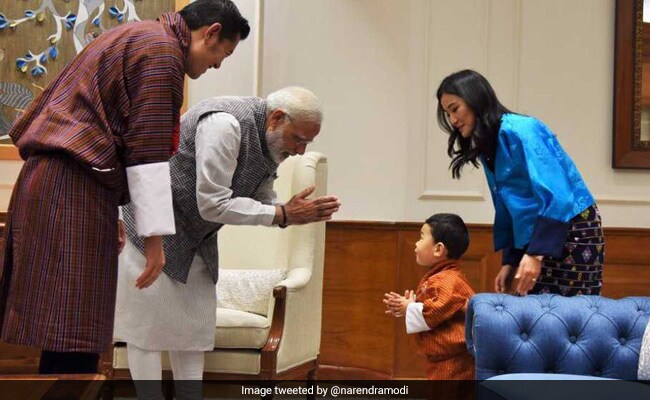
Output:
[316, 365, 392, 380]
[0, 342, 40, 375]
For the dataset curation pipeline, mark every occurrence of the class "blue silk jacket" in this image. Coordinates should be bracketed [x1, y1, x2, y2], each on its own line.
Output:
[482, 113, 594, 264]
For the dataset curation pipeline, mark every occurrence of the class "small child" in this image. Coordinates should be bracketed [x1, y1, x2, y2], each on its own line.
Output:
[384, 213, 475, 380]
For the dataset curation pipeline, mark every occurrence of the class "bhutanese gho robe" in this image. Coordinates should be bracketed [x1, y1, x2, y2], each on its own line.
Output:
[406, 260, 476, 380]
[0, 12, 187, 352]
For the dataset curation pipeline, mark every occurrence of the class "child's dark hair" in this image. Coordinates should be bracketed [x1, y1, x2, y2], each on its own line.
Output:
[425, 213, 469, 259]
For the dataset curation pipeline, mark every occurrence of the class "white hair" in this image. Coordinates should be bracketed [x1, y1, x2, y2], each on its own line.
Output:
[266, 86, 322, 124]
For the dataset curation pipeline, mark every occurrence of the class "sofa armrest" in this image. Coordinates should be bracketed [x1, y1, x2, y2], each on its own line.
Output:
[466, 293, 650, 380]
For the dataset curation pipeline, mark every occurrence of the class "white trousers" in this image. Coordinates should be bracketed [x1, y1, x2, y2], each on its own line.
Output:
[127, 343, 205, 400]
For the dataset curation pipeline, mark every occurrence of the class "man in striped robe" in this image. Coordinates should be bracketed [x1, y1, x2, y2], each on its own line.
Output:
[0, 0, 249, 374]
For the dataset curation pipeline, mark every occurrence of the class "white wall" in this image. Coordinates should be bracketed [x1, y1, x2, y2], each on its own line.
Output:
[257, 0, 650, 228]
[1, 0, 649, 228]
[188, 0, 261, 101]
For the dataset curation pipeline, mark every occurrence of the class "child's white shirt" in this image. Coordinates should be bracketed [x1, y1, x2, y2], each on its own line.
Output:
[406, 302, 430, 334]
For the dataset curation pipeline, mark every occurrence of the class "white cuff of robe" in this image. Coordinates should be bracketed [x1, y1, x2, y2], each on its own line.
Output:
[126, 162, 176, 237]
[405, 302, 430, 334]
[118, 206, 123, 221]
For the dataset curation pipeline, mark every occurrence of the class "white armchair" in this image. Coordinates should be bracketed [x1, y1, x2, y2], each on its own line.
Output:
[107, 151, 328, 381]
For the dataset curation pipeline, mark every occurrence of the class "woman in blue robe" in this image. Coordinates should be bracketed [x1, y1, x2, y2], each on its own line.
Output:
[436, 69, 603, 296]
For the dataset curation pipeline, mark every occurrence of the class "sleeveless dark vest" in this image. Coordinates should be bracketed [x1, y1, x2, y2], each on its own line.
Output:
[123, 96, 278, 283]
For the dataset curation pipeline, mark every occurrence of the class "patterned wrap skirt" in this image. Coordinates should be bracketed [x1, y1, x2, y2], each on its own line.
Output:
[0, 153, 120, 353]
[533, 204, 604, 296]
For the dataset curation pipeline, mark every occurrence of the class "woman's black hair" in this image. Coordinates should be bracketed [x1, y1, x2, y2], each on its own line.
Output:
[435, 69, 513, 179]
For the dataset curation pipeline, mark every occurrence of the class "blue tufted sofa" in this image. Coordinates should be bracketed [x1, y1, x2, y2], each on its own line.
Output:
[465, 293, 650, 380]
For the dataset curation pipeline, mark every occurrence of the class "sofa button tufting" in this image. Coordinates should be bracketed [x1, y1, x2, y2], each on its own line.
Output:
[594, 370, 601, 376]
[496, 305, 504, 311]
[520, 333, 528, 341]
[542, 306, 549, 311]
[620, 337, 627, 345]
[569, 336, 577, 343]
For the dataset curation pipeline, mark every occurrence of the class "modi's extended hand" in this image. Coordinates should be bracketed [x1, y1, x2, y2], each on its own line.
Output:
[284, 186, 341, 225]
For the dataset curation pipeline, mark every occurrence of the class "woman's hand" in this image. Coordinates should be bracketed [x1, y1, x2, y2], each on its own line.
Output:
[495, 264, 514, 293]
[514, 254, 542, 296]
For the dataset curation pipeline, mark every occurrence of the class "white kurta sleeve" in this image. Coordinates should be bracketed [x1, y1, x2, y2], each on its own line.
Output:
[195, 112, 277, 226]
[405, 302, 430, 334]
[126, 162, 176, 237]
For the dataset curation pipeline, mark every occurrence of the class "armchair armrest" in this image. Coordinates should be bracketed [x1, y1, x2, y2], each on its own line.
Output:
[275, 267, 312, 292]
[261, 267, 311, 352]
[260, 286, 287, 376]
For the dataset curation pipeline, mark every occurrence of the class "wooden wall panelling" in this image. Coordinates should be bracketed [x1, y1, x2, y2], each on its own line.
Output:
[393, 228, 426, 378]
[320, 223, 398, 379]
[600, 228, 650, 298]
[320, 222, 502, 379]
[320, 221, 650, 380]
[0, 215, 649, 378]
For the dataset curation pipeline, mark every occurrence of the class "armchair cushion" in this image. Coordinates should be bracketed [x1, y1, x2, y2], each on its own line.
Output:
[214, 308, 270, 349]
[216, 268, 287, 316]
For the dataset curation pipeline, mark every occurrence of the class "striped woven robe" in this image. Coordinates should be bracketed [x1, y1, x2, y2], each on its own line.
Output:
[0, 12, 188, 353]
[412, 260, 476, 380]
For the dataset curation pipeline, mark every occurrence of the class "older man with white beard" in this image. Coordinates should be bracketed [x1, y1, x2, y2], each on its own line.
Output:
[113, 86, 340, 400]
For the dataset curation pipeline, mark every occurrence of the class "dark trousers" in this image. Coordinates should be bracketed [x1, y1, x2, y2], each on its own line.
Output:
[38, 351, 99, 374]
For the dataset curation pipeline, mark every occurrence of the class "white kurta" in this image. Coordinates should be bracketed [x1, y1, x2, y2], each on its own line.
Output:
[114, 238, 216, 351]
[113, 112, 277, 351]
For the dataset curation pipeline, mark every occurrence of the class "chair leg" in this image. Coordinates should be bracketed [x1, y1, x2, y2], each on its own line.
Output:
[260, 382, 275, 400]
[306, 367, 317, 400]
[163, 380, 174, 400]
[100, 380, 114, 400]
[305, 382, 316, 400]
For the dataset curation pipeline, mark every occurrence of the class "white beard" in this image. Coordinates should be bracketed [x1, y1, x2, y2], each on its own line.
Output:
[266, 129, 289, 164]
